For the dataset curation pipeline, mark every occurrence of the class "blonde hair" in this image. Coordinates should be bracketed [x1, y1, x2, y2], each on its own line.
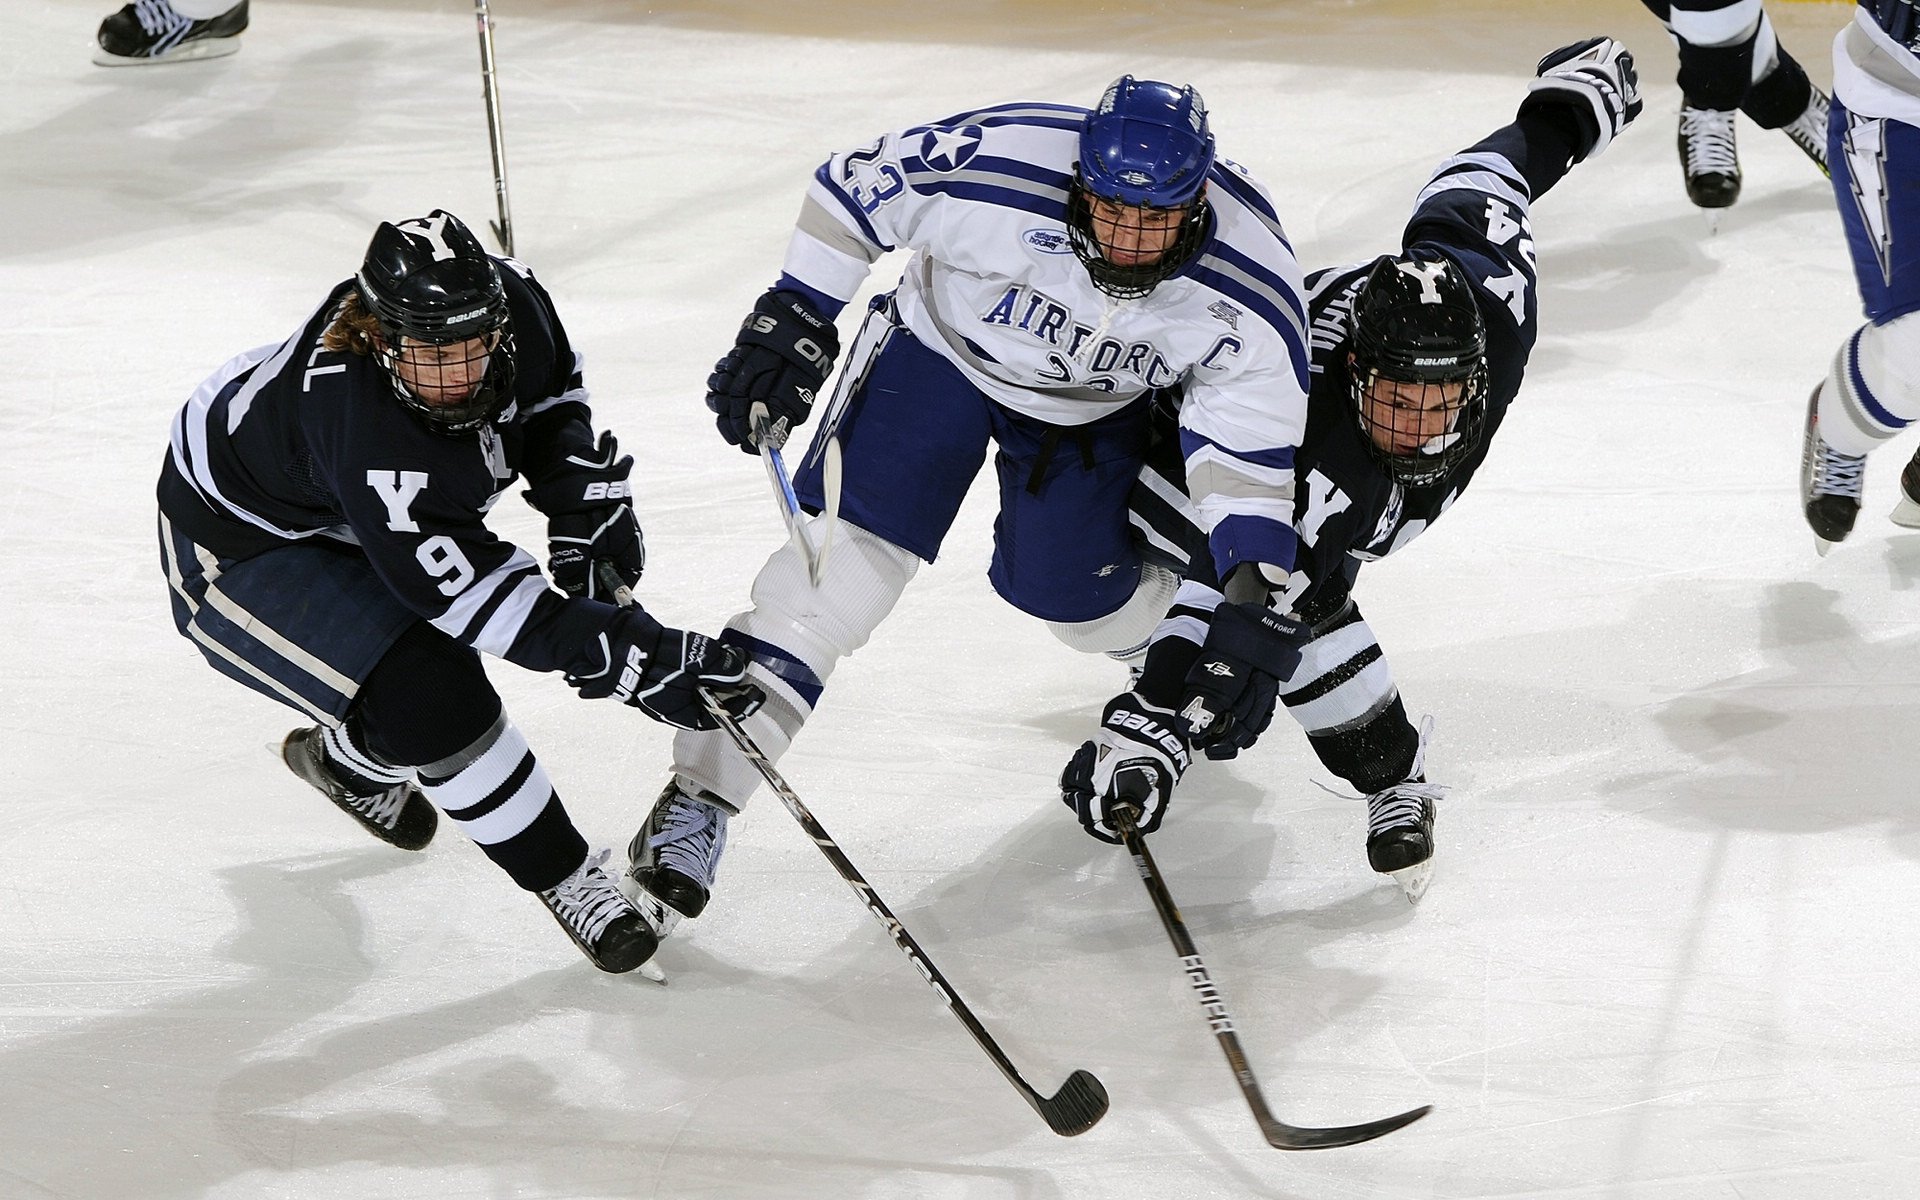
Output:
[323, 289, 383, 356]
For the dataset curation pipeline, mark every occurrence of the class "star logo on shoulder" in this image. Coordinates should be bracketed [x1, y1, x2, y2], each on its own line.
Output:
[919, 124, 983, 173]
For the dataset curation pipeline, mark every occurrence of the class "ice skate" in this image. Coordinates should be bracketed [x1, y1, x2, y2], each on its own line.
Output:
[1892, 447, 1920, 529]
[538, 849, 659, 974]
[1800, 385, 1865, 554]
[1366, 780, 1443, 903]
[1779, 87, 1831, 178]
[280, 726, 437, 851]
[1678, 104, 1740, 230]
[93, 0, 248, 67]
[623, 780, 731, 940]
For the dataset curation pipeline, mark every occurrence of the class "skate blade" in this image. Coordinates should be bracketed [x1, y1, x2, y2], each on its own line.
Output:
[92, 38, 242, 67]
[1386, 860, 1433, 904]
[1814, 536, 1836, 558]
[637, 960, 668, 985]
[1891, 494, 1920, 529]
[1699, 208, 1724, 236]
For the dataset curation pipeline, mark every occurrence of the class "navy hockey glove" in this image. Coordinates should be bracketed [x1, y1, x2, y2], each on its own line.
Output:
[707, 290, 840, 453]
[568, 608, 764, 730]
[524, 432, 647, 603]
[1177, 602, 1307, 759]
[1520, 37, 1642, 162]
[1061, 691, 1193, 844]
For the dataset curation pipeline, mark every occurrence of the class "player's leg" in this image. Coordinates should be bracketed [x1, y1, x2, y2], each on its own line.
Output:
[1806, 98, 1920, 545]
[1665, 0, 1766, 209]
[627, 310, 993, 931]
[94, 0, 247, 67]
[1738, 9, 1830, 173]
[158, 523, 655, 971]
[987, 398, 1179, 662]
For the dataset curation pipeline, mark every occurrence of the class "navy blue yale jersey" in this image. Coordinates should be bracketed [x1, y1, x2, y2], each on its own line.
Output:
[158, 261, 615, 674]
[1275, 128, 1543, 619]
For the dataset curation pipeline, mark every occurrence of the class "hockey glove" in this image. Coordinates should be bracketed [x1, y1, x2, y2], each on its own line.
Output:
[1061, 691, 1193, 844]
[707, 289, 840, 453]
[567, 608, 764, 730]
[524, 431, 647, 603]
[1177, 601, 1306, 759]
[1520, 36, 1642, 162]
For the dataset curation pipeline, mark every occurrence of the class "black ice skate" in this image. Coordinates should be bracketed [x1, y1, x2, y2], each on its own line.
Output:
[1892, 447, 1920, 529]
[280, 726, 438, 851]
[1366, 780, 1443, 903]
[1780, 87, 1831, 178]
[623, 780, 731, 939]
[94, 0, 248, 66]
[1678, 104, 1741, 226]
[1800, 385, 1865, 555]
[537, 850, 659, 974]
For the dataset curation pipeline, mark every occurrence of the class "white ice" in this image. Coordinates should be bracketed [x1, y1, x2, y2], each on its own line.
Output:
[4, 1, 1916, 1197]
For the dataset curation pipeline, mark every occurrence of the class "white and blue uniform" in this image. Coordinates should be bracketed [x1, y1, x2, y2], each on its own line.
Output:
[672, 99, 1313, 812]
[1817, 1, 1920, 452]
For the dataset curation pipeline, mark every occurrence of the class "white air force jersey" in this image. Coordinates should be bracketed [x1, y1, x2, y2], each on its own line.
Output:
[1837, 6, 1920, 125]
[782, 101, 1314, 575]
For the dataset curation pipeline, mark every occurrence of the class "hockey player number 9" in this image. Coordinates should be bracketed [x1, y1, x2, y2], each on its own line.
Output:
[417, 535, 477, 596]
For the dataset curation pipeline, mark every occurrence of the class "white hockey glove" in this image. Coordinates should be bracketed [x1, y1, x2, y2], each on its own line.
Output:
[1060, 692, 1193, 844]
[1521, 36, 1642, 161]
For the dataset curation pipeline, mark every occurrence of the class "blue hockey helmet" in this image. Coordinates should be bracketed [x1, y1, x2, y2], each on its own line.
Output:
[1077, 76, 1215, 207]
[1068, 76, 1216, 299]
[355, 209, 517, 436]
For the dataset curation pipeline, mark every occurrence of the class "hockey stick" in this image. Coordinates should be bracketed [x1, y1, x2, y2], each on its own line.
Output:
[753, 413, 840, 587]
[700, 691, 1109, 1136]
[1111, 801, 1431, 1149]
[473, 0, 514, 256]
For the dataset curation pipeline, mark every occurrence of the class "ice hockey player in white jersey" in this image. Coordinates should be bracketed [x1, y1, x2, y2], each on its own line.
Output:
[1060, 39, 1643, 902]
[1800, 1, 1920, 550]
[620, 77, 1314, 943]
[157, 209, 761, 974]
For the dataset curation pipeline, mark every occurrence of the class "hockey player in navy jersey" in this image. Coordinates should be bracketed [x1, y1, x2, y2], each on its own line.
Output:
[1800, 1, 1920, 550]
[619, 77, 1314, 943]
[1637, 0, 1829, 218]
[157, 210, 760, 973]
[1061, 39, 1644, 902]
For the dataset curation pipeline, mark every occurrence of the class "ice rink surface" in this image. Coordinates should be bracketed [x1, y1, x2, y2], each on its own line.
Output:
[4, 0, 1917, 1196]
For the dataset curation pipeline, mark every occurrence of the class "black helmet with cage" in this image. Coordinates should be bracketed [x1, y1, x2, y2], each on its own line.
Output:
[1348, 252, 1489, 486]
[355, 210, 516, 435]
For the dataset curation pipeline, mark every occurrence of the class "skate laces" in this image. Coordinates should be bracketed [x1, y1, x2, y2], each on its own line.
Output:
[340, 784, 412, 830]
[1367, 781, 1447, 837]
[649, 791, 728, 888]
[133, 0, 188, 35]
[1784, 92, 1830, 160]
[1808, 432, 1866, 498]
[1680, 107, 1738, 175]
[542, 849, 631, 945]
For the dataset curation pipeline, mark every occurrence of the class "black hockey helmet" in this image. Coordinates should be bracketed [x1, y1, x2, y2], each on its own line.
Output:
[1067, 76, 1215, 300]
[1348, 252, 1489, 486]
[355, 210, 516, 435]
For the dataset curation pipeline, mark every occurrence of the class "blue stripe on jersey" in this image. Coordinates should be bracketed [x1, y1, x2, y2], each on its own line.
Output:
[918, 100, 1088, 129]
[1207, 514, 1299, 575]
[903, 152, 1070, 192]
[722, 629, 825, 709]
[812, 161, 891, 251]
[1205, 164, 1281, 225]
[1183, 263, 1312, 392]
[1181, 428, 1297, 473]
[906, 178, 1064, 221]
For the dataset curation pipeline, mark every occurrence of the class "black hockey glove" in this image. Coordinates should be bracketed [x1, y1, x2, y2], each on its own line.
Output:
[567, 608, 764, 730]
[524, 431, 647, 603]
[706, 289, 840, 453]
[1520, 36, 1642, 162]
[1177, 602, 1307, 759]
[1061, 691, 1193, 844]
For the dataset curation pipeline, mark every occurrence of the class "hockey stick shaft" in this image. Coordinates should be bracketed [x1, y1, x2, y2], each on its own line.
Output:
[701, 693, 1108, 1136]
[1111, 804, 1429, 1149]
[752, 414, 838, 586]
[473, 0, 514, 256]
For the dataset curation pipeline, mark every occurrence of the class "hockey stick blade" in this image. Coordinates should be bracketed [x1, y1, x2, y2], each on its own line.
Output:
[701, 693, 1108, 1136]
[1037, 1068, 1109, 1137]
[1112, 801, 1429, 1150]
